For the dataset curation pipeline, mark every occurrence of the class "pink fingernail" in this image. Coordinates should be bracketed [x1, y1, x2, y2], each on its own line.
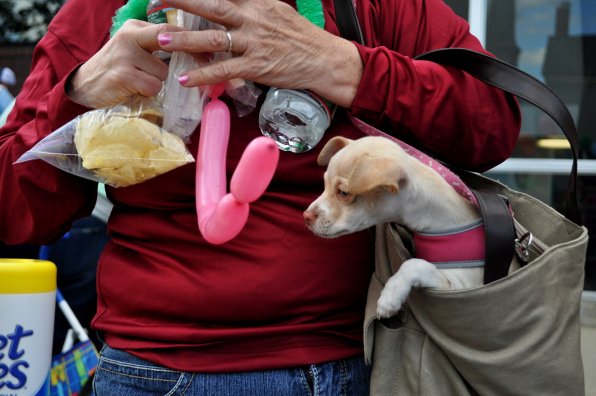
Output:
[157, 33, 172, 45]
[178, 75, 189, 85]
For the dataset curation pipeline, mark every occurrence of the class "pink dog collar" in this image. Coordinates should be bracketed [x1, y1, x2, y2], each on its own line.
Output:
[348, 116, 479, 207]
[413, 221, 485, 267]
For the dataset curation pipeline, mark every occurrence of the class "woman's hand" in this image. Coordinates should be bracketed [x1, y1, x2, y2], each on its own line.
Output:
[158, 0, 363, 108]
[67, 20, 184, 109]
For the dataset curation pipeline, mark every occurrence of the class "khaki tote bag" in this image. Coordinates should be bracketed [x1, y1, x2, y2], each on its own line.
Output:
[363, 172, 588, 395]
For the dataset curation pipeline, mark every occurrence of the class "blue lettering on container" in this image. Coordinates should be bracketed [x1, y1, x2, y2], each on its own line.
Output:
[0, 325, 34, 391]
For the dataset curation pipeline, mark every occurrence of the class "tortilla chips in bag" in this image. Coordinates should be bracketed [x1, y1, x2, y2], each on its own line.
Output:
[17, 97, 194, 187]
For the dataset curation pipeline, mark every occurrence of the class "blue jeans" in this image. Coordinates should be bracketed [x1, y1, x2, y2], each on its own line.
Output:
[93, 345, 371, 395]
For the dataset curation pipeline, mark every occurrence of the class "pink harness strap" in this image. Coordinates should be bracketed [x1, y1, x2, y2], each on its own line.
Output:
[348, 115, 479, 207]
[413, 222, 485, 267]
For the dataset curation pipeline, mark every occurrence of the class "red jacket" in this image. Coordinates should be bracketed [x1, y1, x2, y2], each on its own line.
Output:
[0, 0, 519, 371]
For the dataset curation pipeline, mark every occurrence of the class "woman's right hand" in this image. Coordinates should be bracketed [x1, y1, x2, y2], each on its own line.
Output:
[158, 0, 363, 108]
[66, 20, 184, 109]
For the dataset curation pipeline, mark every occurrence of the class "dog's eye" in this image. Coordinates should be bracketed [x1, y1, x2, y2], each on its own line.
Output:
[337, 189, 352, 200]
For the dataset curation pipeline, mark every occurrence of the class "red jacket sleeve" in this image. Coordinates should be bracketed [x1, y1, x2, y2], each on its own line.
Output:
[0, 0, 121, 244]
[349, 0, 521, 170]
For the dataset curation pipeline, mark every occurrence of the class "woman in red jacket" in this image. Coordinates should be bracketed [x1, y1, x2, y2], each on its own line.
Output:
[0, 0, 520, 394]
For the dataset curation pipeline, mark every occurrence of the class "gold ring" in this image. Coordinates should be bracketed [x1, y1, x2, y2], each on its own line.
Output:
[225, 30, 233, 52]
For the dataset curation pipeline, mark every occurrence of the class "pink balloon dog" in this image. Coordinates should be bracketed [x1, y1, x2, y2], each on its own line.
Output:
[196, 83, 280, 244]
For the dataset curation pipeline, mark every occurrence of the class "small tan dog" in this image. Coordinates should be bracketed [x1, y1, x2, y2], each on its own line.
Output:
[304, 136, 486, 318]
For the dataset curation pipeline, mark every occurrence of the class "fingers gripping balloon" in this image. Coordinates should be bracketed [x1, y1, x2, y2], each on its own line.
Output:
[196, 84, 279, 244]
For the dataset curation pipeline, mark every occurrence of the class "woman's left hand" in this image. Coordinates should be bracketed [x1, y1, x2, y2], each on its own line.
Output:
[157, 0, 363, 107]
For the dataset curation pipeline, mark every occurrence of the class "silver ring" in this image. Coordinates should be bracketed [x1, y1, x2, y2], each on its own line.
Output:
[225, 30, 233, 52]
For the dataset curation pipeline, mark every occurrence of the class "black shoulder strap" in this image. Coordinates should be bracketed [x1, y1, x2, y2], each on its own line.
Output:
[333, 0, 364, 44]
[471, 190, 516, 284]
[415, 48, 580, 225]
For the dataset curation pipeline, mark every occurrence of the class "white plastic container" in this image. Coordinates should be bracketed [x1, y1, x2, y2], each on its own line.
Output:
[0, 259, 56, 396]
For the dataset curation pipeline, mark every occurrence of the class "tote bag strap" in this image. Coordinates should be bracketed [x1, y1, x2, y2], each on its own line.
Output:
[333, 0, 364, 44]
[471, 189, 516, 284]
[415, 48, 580, 224]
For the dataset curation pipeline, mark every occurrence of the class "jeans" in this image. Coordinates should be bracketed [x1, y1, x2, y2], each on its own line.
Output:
[93, 345, 371, 396]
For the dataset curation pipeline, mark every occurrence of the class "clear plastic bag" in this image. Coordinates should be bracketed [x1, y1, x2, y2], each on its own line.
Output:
[158, 10, 208, 142]
[158, 10, 262, 143]
[16, 97, 194, 187]
[17, 11, 262, 188]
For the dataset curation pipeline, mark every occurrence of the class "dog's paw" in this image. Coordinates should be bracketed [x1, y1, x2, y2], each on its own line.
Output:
[376, 285, 407, 319]
[376, 300, 401, 319]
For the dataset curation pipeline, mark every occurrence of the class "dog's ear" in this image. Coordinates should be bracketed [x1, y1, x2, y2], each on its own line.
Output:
[317, 136, 353, 166]
[348, 157, 404, 195]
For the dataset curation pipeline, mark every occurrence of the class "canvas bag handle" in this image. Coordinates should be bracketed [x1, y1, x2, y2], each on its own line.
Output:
[414, 48, 580, 224]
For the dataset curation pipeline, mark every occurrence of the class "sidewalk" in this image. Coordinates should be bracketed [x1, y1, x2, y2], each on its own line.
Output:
[582, 292, 596, 396]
